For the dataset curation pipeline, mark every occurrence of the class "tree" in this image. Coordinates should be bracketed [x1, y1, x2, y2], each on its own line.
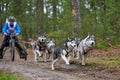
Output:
[36, 0, 44, 33]
[71, 0, 81, 33]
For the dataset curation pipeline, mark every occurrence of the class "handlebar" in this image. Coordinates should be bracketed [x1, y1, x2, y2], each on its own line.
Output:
[9, 33, 16, 38]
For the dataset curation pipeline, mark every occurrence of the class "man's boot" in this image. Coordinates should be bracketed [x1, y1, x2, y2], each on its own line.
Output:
[0, 51, 3, 59]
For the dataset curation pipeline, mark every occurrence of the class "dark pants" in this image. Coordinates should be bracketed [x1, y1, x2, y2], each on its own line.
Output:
[0, 35, 23, 56]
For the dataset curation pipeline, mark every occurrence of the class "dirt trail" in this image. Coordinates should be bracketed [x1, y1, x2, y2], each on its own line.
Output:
[0, 48, 120, 80]
[0, 51, 100, 80]
[0, 47, 106, 80]
[0, 61, 78, 80]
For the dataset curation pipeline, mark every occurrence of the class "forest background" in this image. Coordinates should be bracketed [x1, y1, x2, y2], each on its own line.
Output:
[0, 0, 120, 50]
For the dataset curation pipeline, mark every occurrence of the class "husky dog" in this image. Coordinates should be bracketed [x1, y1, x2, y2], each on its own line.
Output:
[46, 39, 56, 59]
[29, 33, 47, 62]
[51, 38, 76, 70]
[75, 34, 95, 65]
[72, 38, 82, 58]
[38, 33, 47, 43]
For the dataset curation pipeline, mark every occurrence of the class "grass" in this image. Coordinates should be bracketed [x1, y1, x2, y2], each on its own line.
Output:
[0, 72, 22, 80]
[85, 53, 120, 72]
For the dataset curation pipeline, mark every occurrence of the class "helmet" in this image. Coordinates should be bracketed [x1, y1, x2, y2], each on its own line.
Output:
[8, 16, 16, 22]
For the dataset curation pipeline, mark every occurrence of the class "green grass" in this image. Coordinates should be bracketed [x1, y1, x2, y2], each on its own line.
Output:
[0, 72, 21, 80]
[88, 54, 120, 65]
[85, 53, 120, 71]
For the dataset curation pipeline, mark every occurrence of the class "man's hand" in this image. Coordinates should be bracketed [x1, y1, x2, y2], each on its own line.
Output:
[3, 33, 8, 36]
[15, 34, 19, 38]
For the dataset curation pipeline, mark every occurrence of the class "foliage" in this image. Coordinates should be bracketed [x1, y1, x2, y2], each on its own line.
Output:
[0, 0, 120, 49]
[47, 30, 69, 46]
[96, 39, 109, 50]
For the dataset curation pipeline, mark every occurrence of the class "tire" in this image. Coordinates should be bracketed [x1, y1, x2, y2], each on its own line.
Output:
[10, 40, 15, 61]
[11, 47, 15, 61]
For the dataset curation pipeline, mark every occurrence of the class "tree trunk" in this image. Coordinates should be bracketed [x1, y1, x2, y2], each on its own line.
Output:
[37, 0, 44, 33]
[52, 0, 57, 31]
[0, 1, 4, 32]
[71, 0, 81, 34]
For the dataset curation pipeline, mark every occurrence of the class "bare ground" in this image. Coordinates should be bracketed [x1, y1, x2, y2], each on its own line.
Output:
[0, 48, 120, 80]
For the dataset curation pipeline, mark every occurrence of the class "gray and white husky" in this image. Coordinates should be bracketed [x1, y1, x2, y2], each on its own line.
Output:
[46, 39, 56, 60]
[51, 38, 76, 70]
[75, 34, 95, 65]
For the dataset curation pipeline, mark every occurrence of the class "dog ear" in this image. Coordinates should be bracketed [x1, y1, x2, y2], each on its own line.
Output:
[68, 37, 74, 41]
[90, 35, 95, 41]
[47, 39, 50, 42]
[52, 39, 55, 42]
[29, 38, 34, 43]
[67, 37, 70, 41]
[68, 37, 70, 40]
[29, 38, 32, 41]
[43, 32, 47, 37]
[75, 37, 77, 40]
[91, 35, 95, 38]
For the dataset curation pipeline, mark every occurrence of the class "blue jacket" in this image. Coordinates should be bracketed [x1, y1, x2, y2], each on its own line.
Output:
[2, 22, 21, 35]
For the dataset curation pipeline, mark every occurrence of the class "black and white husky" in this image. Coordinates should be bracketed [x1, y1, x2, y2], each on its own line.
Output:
[75, 34, 95, 65]
[29, 33, 48, 62]
[51, 38, 76, 70]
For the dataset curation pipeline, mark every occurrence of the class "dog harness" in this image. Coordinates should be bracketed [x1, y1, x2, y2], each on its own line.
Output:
[37, 41, 47, 50]
[64, 40, 74, 57]
[82, 45, 91, 55]
[64, 45, 73, 57]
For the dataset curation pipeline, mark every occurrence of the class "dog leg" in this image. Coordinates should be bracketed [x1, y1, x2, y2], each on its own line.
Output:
[51, 59, 58, 70]
[81, 54, 85, 65]
[44, 50, 47, 62]
[68, 56, 71, 62]
[46, 50, 50, 59]
[61, 55, 70, 65]
[36, 50, 42, 57]
[33, 51, 38, 62]
[76, 51, 80, 59]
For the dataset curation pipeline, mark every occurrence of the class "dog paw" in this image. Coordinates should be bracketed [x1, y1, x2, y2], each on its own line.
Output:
[66, 63, 70, 65]
[76, 57, 79, 60]
[82, 63, 85, 66]
[34, 59, 38, 62]
[52, 67, 55, 70]
[39, 54, 42, 57]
